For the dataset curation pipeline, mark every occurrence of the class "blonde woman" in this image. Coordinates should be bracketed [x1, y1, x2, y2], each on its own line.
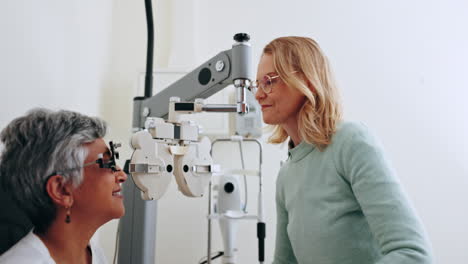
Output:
[252, 37, 434, 263]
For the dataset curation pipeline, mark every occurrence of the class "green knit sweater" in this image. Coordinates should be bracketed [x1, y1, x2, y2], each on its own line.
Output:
[273, 121, 433, 264]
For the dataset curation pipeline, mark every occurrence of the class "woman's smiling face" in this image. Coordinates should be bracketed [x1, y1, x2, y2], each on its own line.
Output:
[72, 138, 127, 224]
[255, 54, 306, 126]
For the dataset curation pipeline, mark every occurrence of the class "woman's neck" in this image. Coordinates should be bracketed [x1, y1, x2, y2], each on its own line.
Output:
[282, 117, 302, 147]
[35, 215, 97, 264]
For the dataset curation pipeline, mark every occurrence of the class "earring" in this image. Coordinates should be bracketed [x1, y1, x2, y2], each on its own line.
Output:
[65, 206, 71, 224]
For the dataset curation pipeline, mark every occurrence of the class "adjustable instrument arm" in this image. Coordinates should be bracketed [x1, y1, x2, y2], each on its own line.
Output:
[132, 33, 253, 129]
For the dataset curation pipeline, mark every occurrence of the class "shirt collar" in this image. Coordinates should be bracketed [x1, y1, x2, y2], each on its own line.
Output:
[288, 140, 316, 162]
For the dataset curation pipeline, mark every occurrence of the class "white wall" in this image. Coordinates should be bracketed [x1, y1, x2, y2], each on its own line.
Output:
[0, 1, 113, 123]
[1, 0, 467, 263]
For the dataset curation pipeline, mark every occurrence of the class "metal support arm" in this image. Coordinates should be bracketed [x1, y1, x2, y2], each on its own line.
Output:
[133, 37, 252, 127]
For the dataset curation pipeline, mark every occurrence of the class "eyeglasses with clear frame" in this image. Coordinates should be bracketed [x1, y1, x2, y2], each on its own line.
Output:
[249, 71, 298, 94]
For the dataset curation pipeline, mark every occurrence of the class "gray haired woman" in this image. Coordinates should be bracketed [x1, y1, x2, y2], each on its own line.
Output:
[0, 108, 127, 264]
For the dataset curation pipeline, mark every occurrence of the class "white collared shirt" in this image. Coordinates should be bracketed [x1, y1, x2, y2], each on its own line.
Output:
[0, 230, 108, 264]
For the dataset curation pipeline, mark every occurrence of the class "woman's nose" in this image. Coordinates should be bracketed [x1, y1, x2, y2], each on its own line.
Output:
[255, 87, 266, 101]
[116, 166, 127, 183]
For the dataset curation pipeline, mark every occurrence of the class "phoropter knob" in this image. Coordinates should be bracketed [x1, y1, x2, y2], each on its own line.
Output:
[234, 33, 250, 42]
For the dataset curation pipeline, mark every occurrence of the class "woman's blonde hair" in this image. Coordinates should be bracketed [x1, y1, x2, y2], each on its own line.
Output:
[264, 36, 342, 150]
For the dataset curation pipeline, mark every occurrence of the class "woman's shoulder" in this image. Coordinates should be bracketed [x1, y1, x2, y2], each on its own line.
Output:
[332, 120, 373, 144]
[0, 230, 54, 264]
[329, 120, 383, 156]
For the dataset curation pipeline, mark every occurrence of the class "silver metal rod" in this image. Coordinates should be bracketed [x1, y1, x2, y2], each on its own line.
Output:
[207, 180, 212, 264]
[238, 140, 248, 212]
[202, 104, 237, 112]
[235, 84, 247, 105]
[234, 83, 249, 114]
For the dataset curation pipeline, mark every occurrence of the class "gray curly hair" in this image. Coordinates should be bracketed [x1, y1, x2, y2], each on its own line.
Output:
[0, 108, 107, 233]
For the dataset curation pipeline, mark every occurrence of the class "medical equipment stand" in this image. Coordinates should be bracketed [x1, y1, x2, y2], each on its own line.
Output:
[207, 138, 265, 264]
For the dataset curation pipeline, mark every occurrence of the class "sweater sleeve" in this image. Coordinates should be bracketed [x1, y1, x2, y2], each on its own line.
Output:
[334, 123, 434, 264]
[272, 175, 298, 264]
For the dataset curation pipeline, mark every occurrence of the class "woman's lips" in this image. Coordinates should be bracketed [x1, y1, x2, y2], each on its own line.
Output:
[112, 189, 123, 198]
[261, 105, 272, 110]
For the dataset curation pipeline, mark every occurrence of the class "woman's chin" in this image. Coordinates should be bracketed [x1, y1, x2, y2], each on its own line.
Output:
[263, 116, 278, 125]
[109, 206, 125, 220]
[116, 207, 125, 218]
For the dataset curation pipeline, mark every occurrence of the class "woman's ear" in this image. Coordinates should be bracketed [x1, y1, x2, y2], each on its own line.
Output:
[45, 175, 74, 207]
